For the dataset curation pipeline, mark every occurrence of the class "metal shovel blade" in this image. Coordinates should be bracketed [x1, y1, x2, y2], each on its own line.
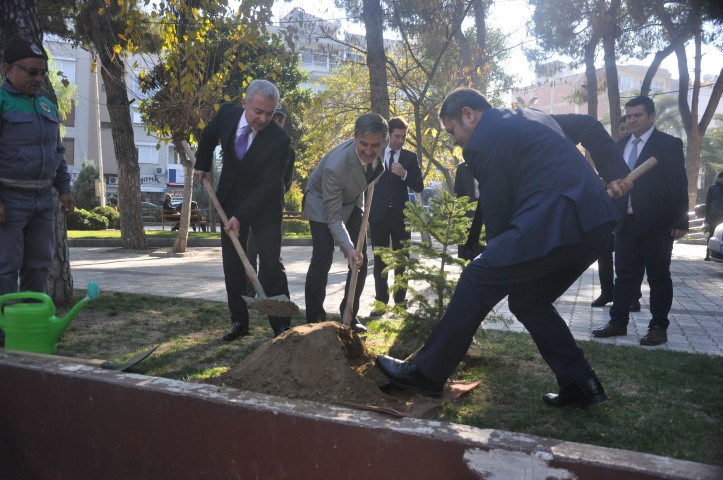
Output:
[102, 344, 160, 371]
[243, 294, 300, 317]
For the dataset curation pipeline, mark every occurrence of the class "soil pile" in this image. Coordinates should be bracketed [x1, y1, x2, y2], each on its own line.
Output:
[225, 322, 398, 407]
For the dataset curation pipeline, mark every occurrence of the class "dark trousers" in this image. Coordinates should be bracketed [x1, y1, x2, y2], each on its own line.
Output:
[221, 214, 290, 332]
[597, 234, 644, 300]
[610, 216, 674, 329]
[0, 189, 55, 296]
[370, 209, 410, 304]
[414, 222, 614, 389]
[305, 206, 367, 323]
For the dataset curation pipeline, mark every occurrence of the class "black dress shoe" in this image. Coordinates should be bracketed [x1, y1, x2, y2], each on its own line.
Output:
[376, 355, 444, 398]
[543, 373, 608, 408]
[369, 307, 386, 318]
[272, 326, 290, 338]
[222, 321, 249, 341]
[590, 294, 613, 307]
[629, 300, 641, 312]
[592, 321, 627, 338]
[640, 326, 667, 346]
[350, 318, 368, 334]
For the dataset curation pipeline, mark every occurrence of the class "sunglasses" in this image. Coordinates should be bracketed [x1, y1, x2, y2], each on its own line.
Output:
[13, 63, 48, 78]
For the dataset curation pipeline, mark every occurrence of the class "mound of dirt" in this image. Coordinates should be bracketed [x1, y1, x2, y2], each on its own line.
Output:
[224, 322, 400, 408]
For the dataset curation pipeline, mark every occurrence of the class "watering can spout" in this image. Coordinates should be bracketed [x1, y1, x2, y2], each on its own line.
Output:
[52, 282, 101, 335]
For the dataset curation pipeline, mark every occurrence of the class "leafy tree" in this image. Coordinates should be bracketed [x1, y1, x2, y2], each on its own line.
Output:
[73, 162, 101, 210]
[139, 0, 308, 252]
[38, 0, 162, 251]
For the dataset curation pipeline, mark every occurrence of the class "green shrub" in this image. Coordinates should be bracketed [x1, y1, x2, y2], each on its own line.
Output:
[73, 161, 100, 210]
[284, 181, 303, 213]
[93, 206, 120, 229]
[282, 218, 309, 235]
[67, 208, 109, 230]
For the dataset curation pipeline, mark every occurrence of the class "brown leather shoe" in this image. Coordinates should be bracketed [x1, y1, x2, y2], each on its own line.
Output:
[592, 321, 627, 338]
[640, 326, 667, 346]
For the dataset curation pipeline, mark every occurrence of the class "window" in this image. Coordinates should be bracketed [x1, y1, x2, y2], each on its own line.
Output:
[300, 49, 313, 67]
[313, 53, 328, 70]
[132, 109, 143, 125]
[54, 58, 76, 127]
[168, 145, 180, 164]
[101, 121, 112, 129]
[137, 143, 159, 164]
[62, 138, 75, 166]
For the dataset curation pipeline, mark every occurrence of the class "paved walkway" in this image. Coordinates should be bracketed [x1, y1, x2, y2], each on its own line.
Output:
[69, 241, 723, 356]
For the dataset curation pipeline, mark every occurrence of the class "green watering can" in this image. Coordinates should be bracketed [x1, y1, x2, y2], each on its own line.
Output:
[0, 282, 100, 354]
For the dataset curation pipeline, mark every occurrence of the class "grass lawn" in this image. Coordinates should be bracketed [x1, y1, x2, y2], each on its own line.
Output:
[54, 289, 722, 467]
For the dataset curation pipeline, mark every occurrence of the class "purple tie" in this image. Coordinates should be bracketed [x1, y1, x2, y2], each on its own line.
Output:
[235, 125, 251, 161]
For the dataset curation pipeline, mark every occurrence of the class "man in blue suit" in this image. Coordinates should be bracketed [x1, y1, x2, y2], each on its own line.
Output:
[377, 88, 631, 407]
[592, 96, 688, 346]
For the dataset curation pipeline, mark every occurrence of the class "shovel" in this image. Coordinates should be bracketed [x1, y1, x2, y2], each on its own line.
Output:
[343, 180, 376, 326]
[2, 344, 160, 372]
[181, 141, 299, 318]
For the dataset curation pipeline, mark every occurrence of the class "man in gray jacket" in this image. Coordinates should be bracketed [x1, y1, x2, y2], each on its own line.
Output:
[302, 113, 387, 333]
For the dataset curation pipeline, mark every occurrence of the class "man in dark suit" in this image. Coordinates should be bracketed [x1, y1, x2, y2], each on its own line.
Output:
[194, 79, 292, 340]
[376, 88, 631, 407]
[593, 96, 688, 346]
[302, 113, 387, 333]
[369, 117, 423, 314]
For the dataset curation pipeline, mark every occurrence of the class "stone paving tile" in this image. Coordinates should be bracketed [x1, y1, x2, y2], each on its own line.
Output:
[69, 241, 723, 356]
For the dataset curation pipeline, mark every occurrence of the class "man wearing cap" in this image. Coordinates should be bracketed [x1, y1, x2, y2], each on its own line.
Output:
[0, 36, 76, 345]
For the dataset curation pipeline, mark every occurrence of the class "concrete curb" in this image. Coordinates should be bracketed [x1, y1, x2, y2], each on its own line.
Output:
[68, 237, 313, 248]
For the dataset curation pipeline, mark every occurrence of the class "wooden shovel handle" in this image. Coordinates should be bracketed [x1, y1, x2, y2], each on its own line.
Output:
[343, 180, 376, 326]
[607, 156, 657, 197]
[181, 141, 267, 299]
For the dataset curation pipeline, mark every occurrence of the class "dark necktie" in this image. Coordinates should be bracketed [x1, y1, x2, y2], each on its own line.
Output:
[366, 162, 375, 183]
[387, 150, 395, 169]
[235, 125, 251, 161]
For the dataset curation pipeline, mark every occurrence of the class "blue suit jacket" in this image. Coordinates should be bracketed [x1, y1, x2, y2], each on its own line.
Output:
[616, 129, 688, 233]
[464, 108, 629, 267]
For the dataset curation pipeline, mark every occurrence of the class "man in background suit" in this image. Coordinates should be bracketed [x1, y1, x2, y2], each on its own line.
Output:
[195, 79, 292, 340]
[593, 95, 688, 346]
[302, 113, 387, 333]
[369, 117, 423, 315]
[377, 88, 631, 407]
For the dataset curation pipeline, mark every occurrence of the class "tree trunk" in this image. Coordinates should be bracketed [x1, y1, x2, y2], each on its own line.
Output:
[584, 40, 598, 118]
[362, 0, 389, 117]
[1, 0, 75, 305]
[172, 140, 194, 253]
[87, 0, 148, 250]
[602, 0, 621, 138]
[47, 192, 74, 305]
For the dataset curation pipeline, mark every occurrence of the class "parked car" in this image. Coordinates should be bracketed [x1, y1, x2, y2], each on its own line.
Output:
[140, 201, 161, 222]
[708, 222, 723, 264]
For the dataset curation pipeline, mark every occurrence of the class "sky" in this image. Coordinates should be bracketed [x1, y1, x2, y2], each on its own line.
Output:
[270, 0, 722, 90]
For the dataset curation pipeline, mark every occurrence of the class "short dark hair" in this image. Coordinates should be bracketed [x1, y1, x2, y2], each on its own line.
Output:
[718, 171, 723, 179]
[439, 88, 492, 122]
[388, 117, 408, 133]
[354, 113, 389, 138]
[625, 95, 655, 115]
[618, 117, 627, 125]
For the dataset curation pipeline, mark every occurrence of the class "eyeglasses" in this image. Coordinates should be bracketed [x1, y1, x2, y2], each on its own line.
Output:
[12, 63, 48, 78]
